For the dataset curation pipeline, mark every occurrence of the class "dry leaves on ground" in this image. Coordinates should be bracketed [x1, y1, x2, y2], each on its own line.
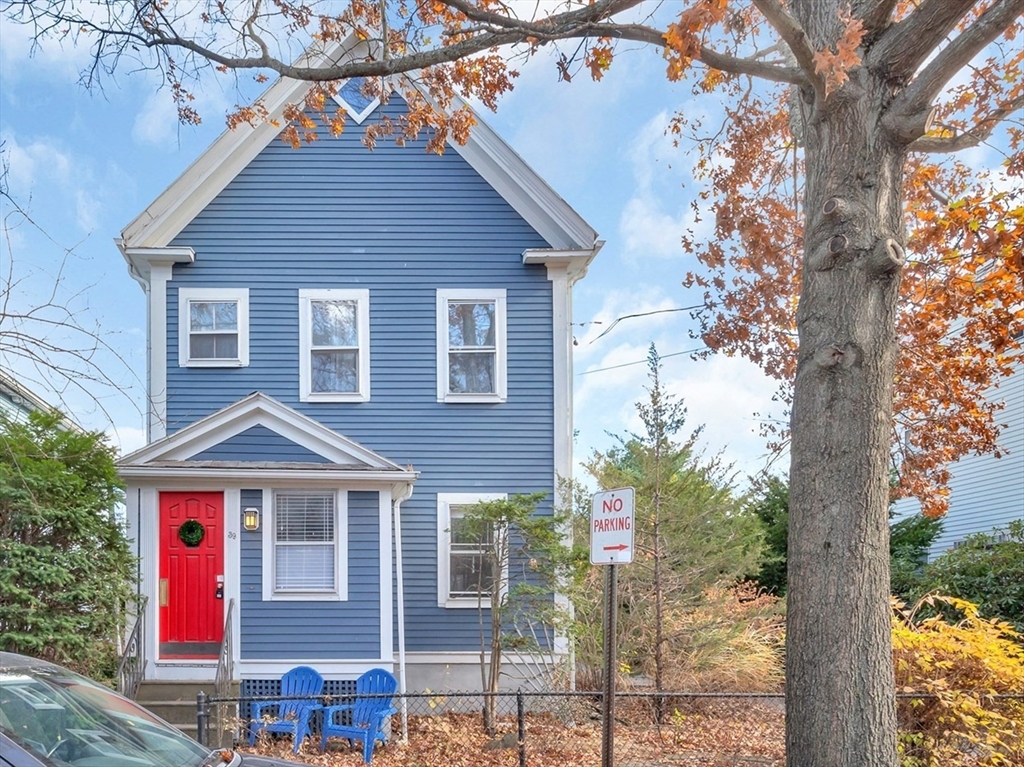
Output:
[237, 702, 785, 767]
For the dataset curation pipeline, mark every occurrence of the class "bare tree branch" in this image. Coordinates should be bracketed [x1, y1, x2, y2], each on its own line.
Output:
[0, 150, 143, 429]
[3, 0, 807, 92]
[910, 94, 1024, 153]
[868, 0, 981, 81]
[751, 0, 825, 101]
[860, 0, 899, 38]
[888, 0, 1024, 123]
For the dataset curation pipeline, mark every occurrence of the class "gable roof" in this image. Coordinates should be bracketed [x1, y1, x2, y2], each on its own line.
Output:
[118, 391, 416, 482]
[118, 38, 599, 258]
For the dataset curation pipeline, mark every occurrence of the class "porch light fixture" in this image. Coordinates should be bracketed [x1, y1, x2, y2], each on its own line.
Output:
[243, 507, 260, 532]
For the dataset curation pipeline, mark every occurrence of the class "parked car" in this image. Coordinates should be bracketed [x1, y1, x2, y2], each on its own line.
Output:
[0, 652, 303, 767]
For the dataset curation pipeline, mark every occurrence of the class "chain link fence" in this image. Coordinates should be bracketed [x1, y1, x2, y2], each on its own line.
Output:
[199, 689, 1024, 766]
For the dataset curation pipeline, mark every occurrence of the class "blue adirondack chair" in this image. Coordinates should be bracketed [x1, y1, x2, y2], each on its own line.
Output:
[248, 665, 324, 753]
[320, 668, 398, 763]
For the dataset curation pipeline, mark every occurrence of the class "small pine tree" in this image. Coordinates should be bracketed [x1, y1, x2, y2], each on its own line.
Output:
[583, 345, 763, 697]
[0, 409, 135, 680]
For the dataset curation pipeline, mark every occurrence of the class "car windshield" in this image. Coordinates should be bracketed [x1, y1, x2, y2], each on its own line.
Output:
[0, 664, 211, 767]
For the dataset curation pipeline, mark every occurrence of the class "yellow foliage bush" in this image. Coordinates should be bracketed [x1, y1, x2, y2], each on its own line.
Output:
[892, 595, 1024, 766]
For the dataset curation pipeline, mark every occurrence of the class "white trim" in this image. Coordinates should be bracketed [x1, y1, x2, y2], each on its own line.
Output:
[120, 392, 411, 472]
[238, 660, 393, 678]
[298, 289, 370, 402]
[399, 650, 565, 664]
[260, 488, 273, 601]
[445, 107, 597, 250]
[117, 38, 599, 258]
[331, 77, 383, 124]
[223, 487, 242, 669]
[436, 492, 506, 609]
[149, 266, 173, 440]
[113, 245, 196, 440]
[177, 287, 250, 368]
[120, 466, 416, 483]
[378, 488, 393, 660]
[436, 288, 507, 403]
[263, 488, 349, 601]
[391, 481, 413, 744]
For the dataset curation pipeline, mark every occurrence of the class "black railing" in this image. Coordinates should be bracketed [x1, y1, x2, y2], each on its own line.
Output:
[115, 605, 145, 699]
[197, 688, 1024, 762]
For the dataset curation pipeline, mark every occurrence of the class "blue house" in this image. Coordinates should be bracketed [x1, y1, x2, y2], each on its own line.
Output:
[115, 43, 601, 698]
[893, 358, 1023, 559]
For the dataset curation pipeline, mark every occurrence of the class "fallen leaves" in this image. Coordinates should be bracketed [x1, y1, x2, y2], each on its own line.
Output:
[237, 704, 786, 767]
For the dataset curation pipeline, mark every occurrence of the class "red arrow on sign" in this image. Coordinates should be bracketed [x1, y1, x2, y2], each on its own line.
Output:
[602, 543, 629, 551]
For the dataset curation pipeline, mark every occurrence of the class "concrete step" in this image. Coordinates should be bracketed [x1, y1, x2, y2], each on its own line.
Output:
[136, 680, 221, 702]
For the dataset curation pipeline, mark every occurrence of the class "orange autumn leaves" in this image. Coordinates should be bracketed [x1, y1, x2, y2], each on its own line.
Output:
[208, 1, 1020, 517]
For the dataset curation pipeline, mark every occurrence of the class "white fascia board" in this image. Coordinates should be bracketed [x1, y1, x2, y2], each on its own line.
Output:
[523, 243, 604, 285]
[116, 243, 196, 288]
[119, 391, 408, 470]
[118, 466, 417, 483]
[442, 96, 599, 251]
[118, 28, 598, 255]
[120, 38, 374, 250]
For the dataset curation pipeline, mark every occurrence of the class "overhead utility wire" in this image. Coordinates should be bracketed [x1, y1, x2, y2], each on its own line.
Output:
[578, 346, 709, 375]
[585, 304, 706, 344]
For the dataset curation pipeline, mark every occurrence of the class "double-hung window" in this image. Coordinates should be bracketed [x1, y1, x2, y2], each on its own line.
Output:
[266, 490, 347, 601]
[437, 492, 506, 608]
[178, 288, 249, 367]
[299, 289, 370, 402]
[436, 289, 507, 402]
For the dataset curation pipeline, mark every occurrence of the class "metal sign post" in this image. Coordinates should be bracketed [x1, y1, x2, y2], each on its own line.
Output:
[591, 488, 634, 767]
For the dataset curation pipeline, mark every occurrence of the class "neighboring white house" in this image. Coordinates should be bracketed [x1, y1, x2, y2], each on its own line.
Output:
[0, 371, 55, 422]
[894, 358, 1024, 559]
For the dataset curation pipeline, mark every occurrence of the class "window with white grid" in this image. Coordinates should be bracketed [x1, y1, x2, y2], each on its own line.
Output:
[178, 288, 250, 367]
[268, 490, 347, 599]
[437, 492, 506, 608]
[436, 289, 507, 402]
[299, 289, 370, 402]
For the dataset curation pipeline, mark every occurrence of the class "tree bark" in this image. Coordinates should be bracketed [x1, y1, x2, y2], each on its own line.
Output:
[785, 61, 904, 766]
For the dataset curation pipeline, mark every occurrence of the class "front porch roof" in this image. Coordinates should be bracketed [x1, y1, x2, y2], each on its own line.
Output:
[118, 392, 417, 484]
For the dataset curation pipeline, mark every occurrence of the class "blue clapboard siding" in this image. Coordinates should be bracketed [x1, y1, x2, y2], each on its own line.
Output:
[190, 425, 332, 462]
[239, 490, 382, 659]
[170, 95, 556, 653]
[892, 361, 1024, 558]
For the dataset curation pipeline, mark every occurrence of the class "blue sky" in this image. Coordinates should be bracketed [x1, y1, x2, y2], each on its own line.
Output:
[0, 18, 785, 485]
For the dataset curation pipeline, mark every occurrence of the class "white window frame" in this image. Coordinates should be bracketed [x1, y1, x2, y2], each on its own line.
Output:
[331, 77, 382, 124]
[437, 492, 507, 609]
[298, 289, 371, 403]
[262, 488, 348, 602]
[178, 287, 250, 367]
[436, 289, 507, 403]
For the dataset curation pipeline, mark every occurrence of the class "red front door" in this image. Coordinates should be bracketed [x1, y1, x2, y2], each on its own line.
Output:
[159, 492, 224, 659]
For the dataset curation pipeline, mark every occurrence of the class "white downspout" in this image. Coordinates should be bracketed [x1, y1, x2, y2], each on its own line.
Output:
[391, 482, 414, 744]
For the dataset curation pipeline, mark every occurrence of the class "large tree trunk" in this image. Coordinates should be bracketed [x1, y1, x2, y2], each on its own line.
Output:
[786, 64, 906, 766]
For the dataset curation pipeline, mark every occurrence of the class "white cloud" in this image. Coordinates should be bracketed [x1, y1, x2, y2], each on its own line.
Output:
[617, 108, 714, 260]
[2, 133, 73, 189]
[131, 90, 181, 146]
[0, 15, 96, 81]
[107, 425, 148, 457]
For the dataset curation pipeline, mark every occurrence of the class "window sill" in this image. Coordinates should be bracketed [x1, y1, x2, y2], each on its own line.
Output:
[268, 592, 347, 602]
[443, 598, 493, 609]
[440, 393, 506, 404]
[182, 359, 247, 368]
[301, 392, 370, 403]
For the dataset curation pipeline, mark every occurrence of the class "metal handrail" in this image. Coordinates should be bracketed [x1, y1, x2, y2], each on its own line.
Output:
[116, 604, 146, 699]
[215, 598, 235, 697]
[212, 599, 236, 746]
